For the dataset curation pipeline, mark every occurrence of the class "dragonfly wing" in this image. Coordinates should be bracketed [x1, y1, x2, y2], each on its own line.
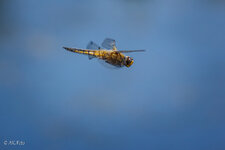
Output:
[97, 59, 121, 69]
[87, 41, 101, 50]
[117, 50, 146, 53]
[101, 38, 117, 50]
[86, 41, 101, 59]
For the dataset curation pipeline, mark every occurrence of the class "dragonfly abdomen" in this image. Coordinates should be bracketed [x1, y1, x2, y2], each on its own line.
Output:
[64, 47, 97, 56]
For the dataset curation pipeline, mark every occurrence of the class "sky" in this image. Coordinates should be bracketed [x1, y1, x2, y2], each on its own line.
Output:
[0, 0, 225, 150]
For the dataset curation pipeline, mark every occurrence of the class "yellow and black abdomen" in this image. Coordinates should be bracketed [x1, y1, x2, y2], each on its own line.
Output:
[63, 47, 98, 57]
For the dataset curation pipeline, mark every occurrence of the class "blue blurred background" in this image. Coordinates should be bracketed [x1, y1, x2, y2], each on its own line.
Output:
[0, 0, 225, 149]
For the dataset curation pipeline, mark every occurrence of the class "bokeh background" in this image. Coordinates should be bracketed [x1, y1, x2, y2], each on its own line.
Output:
[0, 0, 225, 149]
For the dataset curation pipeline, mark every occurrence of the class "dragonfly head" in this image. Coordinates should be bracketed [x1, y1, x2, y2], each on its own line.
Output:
[125, 56, 134, 67]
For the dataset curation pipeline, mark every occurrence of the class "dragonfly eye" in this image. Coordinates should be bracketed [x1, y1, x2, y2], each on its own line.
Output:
[125, 57, 134, 67]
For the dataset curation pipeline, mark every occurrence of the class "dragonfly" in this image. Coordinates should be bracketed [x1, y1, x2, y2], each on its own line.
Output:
[63, 38, 145, 68]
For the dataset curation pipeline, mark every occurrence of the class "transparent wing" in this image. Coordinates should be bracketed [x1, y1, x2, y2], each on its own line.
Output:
[97, 59, 121, 69]
[117, 50, 146, 53]
[101, 38, 116, 50]
[87, 41, 101, 50]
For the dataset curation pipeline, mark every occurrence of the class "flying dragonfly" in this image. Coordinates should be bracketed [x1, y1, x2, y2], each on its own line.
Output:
[63, 38, 145, 68]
